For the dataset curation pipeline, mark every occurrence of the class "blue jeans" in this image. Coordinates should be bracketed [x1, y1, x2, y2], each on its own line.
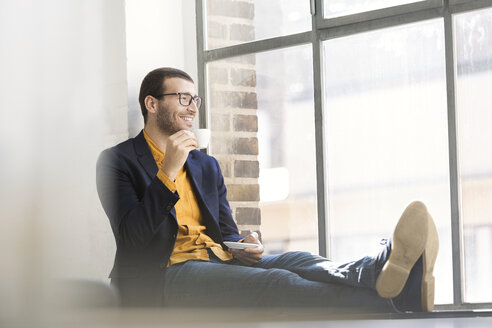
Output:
[162, 249, 395, 312]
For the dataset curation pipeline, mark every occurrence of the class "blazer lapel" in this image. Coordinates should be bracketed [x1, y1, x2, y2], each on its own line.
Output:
[186, 151, 215, 222]
[133, 130, 159, 178]
[133, 130, 177, 223]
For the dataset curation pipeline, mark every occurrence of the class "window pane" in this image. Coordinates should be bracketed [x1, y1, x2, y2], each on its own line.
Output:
[323, 19, 453, 304]
[324, 0, 426, 19]
[205, 0, 311, 50]
[455, 8, 492, 304]
[207, 45, 318, 254]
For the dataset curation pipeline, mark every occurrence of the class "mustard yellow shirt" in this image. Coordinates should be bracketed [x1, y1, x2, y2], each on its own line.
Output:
[143, 130, 233, 266]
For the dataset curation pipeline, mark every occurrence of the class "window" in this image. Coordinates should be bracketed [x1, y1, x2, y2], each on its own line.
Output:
[323, 0, 427, 18]
[323, 19, 453, 304]
[196, 0, 492, 310]
[206, 44, 317, 254]
[454, 7, 492, 304]
[205, 0, 311, 50]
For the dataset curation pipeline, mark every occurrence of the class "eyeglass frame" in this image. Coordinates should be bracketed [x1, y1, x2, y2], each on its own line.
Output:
[153, 92, 202, 109]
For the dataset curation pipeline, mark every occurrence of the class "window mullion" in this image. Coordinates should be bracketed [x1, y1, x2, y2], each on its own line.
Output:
[318, 6, 442, 41]
[313, 0, 329, 258]
[450, 0, 492, 9]
[318, 0, 443, 28]
[195, 0, 208, 130]
[443, 1, 465, 309]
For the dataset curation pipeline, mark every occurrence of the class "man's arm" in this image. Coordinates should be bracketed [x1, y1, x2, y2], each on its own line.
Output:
[214, 157, 243, 242]
[229, 232, 264, 265]
[96, 131, 198, 250]
[96, 148, 179, 250]
[211, 157, 264, 264]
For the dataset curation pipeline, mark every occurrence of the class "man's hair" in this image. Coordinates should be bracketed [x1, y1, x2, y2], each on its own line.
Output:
[138, 67, 194, 124]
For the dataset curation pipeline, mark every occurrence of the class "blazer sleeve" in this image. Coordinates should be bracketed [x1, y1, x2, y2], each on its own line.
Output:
[213, 157, 242, 242]
[96, 148, 179, 250]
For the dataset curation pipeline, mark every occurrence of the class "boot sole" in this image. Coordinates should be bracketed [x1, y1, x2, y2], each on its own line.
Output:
[422, 215, 439, 312]
[376, 201, 429, 299]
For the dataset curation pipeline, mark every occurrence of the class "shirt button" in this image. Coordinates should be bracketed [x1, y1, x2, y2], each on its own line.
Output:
[173, 234, 176, 239]
[159, 263, 166, 269]
[165, 205, 172, 211]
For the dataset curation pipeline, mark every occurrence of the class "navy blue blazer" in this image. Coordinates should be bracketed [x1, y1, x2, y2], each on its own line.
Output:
[96, 130, 242, 306]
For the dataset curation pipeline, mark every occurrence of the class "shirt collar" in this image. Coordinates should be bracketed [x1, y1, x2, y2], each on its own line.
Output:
[142, 129, 165, 165]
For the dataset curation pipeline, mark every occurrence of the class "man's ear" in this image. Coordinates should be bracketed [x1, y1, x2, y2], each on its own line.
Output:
[144, 95, 158, 114]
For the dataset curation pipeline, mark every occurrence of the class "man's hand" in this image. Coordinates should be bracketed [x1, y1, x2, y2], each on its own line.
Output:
[230, 232, 264, 266]
[161, 130, 197, 180]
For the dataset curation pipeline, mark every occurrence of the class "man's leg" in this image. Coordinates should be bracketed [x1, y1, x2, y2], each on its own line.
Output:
[162, 258, 394, 312]
[162, 201, 437, 312]
[253, 251, 382, 290]
[253, 201, 438, 312]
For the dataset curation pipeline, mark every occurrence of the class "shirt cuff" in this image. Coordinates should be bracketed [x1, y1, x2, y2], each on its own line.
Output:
[157, 169, 177, 193]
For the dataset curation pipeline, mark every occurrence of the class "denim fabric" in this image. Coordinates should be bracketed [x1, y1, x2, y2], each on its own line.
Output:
[162, 249, 395, 312]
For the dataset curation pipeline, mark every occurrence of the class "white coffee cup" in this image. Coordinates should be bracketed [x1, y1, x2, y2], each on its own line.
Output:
[194, 128, 211, 149]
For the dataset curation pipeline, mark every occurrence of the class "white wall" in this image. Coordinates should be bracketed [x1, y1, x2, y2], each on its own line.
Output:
[126, 0, 198, 137]
[0, 0, 127, 309]
[0, 0, 197, 320]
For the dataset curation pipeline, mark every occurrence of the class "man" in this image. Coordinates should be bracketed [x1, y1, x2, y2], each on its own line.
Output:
[96, 67, 439, 312]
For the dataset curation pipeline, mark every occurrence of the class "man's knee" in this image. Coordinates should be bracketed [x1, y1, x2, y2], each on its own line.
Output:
[261, 268, 302, 285]
[279, 251, 319, 262]
[287, 251, 314, 257]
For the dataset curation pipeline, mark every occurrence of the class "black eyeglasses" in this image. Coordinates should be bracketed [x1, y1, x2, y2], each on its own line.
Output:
[154, 92, 202, 109]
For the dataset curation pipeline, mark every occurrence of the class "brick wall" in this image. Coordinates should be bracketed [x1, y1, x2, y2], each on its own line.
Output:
[206, 0, 261, 238]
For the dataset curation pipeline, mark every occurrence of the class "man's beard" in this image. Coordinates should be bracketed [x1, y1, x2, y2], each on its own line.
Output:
[156, 103, 180, 135]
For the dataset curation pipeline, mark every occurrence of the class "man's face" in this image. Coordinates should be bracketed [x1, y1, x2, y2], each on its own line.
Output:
[155, 77, 198, 135]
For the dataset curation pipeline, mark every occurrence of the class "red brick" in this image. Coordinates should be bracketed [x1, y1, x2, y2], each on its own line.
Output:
[210, 91, 257, 109]
[234, 160, 259, 178]
[234, 138, 258, 155]
[211, 136, 232, 154]
[236, 207, 261, 225]
[208, 65, 228, 84]
[217, 159, 231, 177]
[231, 68, 256, 87]
[243, 92, 257, 109]
[207, 0, 254, 19]
[234, 114, 257, 132]
[227, 184, 259, 201]
[230, 24, 255, 42]
[211, 113, 230, 131]
[239, 230, 262, 241]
